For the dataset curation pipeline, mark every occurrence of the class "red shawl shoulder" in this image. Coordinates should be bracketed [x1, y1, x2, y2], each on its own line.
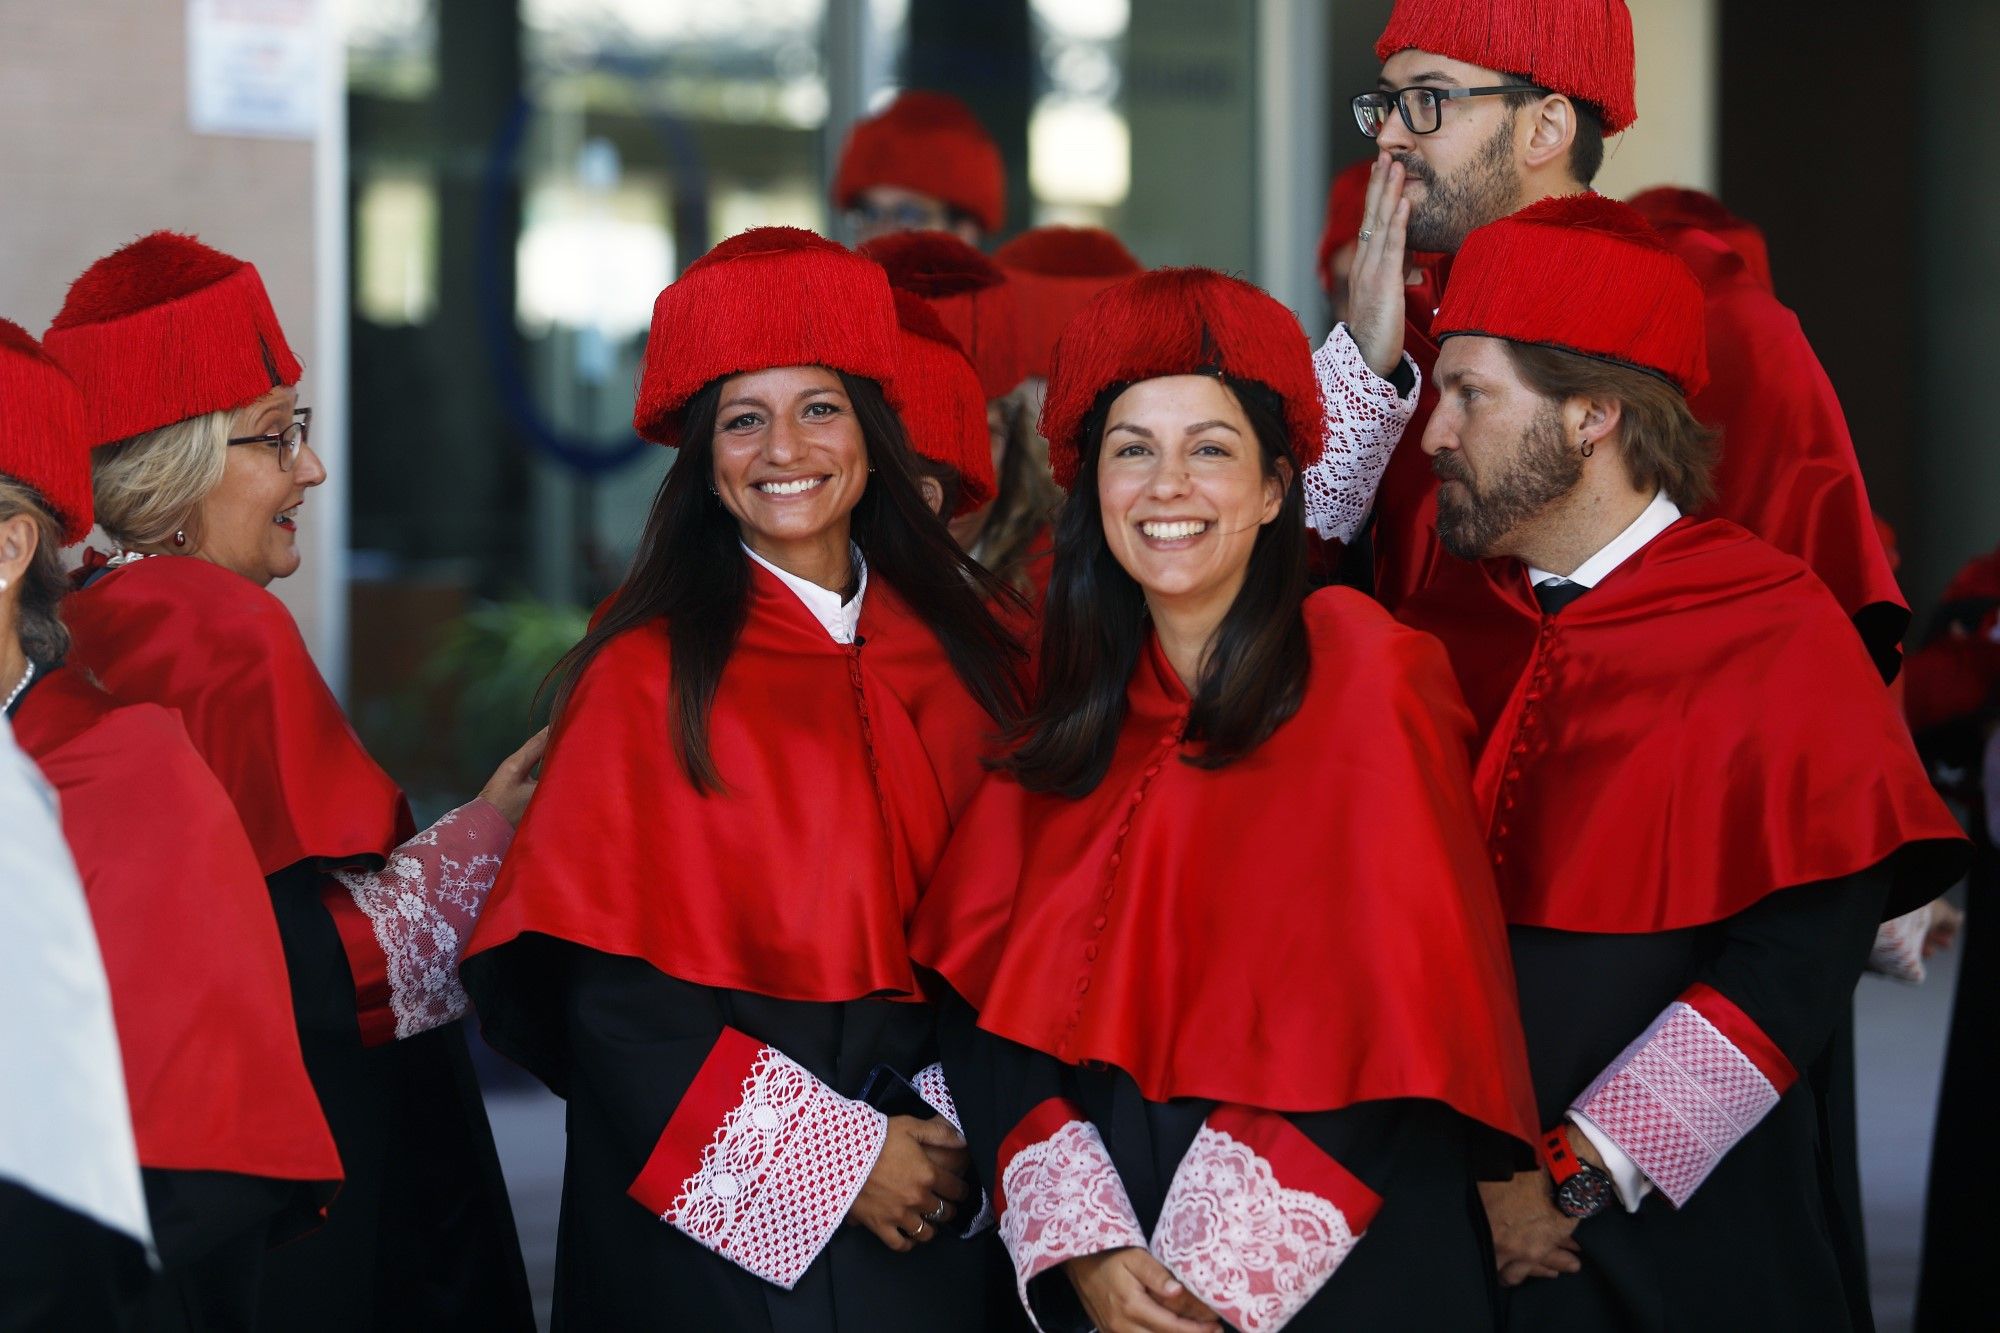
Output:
[13, 667, 341, 1185]
[63, 556, 411, 874]
[1403, 519, 1964, 933]
[466, 566, 999, 1004]
[912, 587, 1539, 1142]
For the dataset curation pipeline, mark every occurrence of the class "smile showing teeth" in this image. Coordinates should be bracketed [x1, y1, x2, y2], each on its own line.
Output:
[1140, 520, 1208, 541]
[275, 506, 300, 528]
[756, 477, 826, 496]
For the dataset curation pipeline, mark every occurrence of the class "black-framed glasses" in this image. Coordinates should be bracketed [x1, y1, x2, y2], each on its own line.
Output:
[227, 407, 311, 472]
[1352, 85, 1547, 138]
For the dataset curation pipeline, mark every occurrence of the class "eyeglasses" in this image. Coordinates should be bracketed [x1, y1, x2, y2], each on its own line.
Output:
[846, 200, 951, 232]
[1352, 85, 1547, 138]
[228, 407, 311, 472]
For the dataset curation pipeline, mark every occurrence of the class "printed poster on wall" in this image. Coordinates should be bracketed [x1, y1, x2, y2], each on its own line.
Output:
[187, 0, 321, 139]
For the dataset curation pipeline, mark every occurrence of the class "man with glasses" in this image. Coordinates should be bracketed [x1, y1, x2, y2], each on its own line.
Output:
[833, 90, 1004, 247]
[1313, 0, 1903, 691]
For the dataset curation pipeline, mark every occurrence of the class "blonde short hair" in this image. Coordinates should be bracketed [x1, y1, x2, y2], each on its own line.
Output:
[0, 475, 71, 664]
[90, 408, 232, 549]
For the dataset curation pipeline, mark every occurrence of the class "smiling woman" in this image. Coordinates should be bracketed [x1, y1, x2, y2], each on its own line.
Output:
[909, 265, 1542, 1332]
[460, 226, 1028, 1330]
[44, 231, 542, 1331]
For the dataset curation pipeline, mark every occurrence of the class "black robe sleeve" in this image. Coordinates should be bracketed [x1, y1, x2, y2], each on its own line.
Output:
[0, 1181, 148, 1333]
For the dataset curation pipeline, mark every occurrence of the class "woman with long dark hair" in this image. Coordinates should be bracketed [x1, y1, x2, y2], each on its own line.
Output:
[462, 227, 1027, 1330]
[911, 268, 1539, 1332]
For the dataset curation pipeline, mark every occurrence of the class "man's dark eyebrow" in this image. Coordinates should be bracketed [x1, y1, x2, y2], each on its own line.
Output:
[1381, 69, 1456, 89]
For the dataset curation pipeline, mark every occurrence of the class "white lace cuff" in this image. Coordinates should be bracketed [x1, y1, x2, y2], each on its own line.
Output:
[1867, 901, 1933, 983]
[1150, 1106, 1377, 1333]
[1301, 322, 1420, 542]
[1570, 983, 1797, 1208]
[913, 1062, 994, 1236]
[326, 798, 512, 1044]
[629, 1028, 888, 1289]
[995, 1098, 1148, 1328]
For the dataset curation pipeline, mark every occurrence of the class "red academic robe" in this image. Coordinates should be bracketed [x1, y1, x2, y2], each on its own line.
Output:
[1399, 518, 1965, 1329]
[61, 553, 533, 1331]
[11, 666, 341, 1303]
[1369, 224, 1906, 677]
[911, 588, 1539, 1331]
[462, 565, 1006, 1329]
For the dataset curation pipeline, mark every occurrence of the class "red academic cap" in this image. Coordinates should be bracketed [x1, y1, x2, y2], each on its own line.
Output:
[1434, 194, 1708, 395]
[888, 289, 995, 514]
[1376, 0, 1638, 133]
[861, 230, 1023, 398]
[0, 319, 93, 544]
[45, 232, 302, 447]
[1628, 185, 1775, 294]
[994, 226, 1144, 381]
[1039, 268, 1322, 491]
[633, 227, 899, 445]
[833, 91, 1006, 234]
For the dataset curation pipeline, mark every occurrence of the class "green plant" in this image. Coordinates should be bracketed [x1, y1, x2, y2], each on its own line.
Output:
[420, 596, 591, 790]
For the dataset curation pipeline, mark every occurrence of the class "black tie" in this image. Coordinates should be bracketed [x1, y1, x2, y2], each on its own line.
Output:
[1534, 578, 1589, 616]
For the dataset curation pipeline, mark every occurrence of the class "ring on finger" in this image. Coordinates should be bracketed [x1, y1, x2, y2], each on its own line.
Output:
[1359, 229, 1373, 241]
[910, 1218, 930, 1240]
[923, 1200, 948, 1225]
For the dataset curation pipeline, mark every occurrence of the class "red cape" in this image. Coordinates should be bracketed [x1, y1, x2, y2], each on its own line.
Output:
[466, 565, 1000, 1003]
[13, 667, 342, 1185]
[911, 588, 1540, 1140]
[1369, 237, 1906, 672]
[1399, 518, 1966, 934]
[64, 554, 412, 874]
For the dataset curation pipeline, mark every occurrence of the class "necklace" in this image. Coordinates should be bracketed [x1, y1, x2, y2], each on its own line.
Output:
[2, 659, 35, 714]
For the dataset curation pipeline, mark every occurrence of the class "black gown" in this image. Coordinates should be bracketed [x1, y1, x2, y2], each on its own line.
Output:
[0, 1181, 150, 1332]
[937, 988, 1510, 1332]
[465, 939, 1002, 1332]
[1504, 868, 1889, 1332]
[256, 864, 533, 1332]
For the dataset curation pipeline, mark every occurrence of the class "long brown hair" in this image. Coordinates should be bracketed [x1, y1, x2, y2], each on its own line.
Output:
[1501, 341, 1719, 511]
[1002, 375, 1310, 797]
[547, 372, 1027, 793]
[967, 386, 1063, 592]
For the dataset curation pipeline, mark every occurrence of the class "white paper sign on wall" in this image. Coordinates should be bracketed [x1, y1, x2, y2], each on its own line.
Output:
[187, 0, 321, 140]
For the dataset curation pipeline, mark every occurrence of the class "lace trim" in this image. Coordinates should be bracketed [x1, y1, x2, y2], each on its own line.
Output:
[1301, 323, 1420, 542]
[331, 800, 508, 1040]
[1867, 901, 1933, 983]
[664, 1046, 887, 1289]
[912, 1062, 994, 1236]
[1572, 1000, 1781, 1207]
[997, 1117, 1147, 1324]
[1150, 1121, 1358, 1333]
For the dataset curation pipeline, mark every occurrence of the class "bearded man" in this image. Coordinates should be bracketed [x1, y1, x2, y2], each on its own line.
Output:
[1397, 193, 1966, 1332]
[1306, 0, 1904, 680]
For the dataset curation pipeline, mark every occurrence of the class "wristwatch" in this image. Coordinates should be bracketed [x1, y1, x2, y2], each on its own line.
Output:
[1540, 1124, 1616, 1220]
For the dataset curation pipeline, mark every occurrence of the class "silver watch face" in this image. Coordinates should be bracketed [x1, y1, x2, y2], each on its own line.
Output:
[1556, 1165, 1615, 1219]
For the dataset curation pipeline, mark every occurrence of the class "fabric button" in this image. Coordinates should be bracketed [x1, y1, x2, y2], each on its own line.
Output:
[1092, 914, 1107, 930]
[710, 1171, 741, 1199]
[1117, 821, 1132, 837]
[1076, 977, 1091, 995]
[750, 1106, 781, 1132]
[1512, 741, 1529, 755]
[1109, 853, 1121, 868]
[1505, 767, 1521, 783]
[1495, 823, 1509, 838]
[1491, 851, 1505, 867]
[1083, 944, 1098, 962]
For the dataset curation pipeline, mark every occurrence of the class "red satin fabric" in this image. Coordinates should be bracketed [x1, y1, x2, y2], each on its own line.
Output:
[1399, 518, 1965, 934]
[466, 564, 1000, 1003]
[911, 589, 1539, 1139]
[64, 554, 412, 874]
[14, 667, 342, 1184]
[1368, 240, 1904, 657]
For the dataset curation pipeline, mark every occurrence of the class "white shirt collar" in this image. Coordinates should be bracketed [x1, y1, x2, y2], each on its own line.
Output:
[1527, 491, 1681, 589]
[742, 542, 868, 644]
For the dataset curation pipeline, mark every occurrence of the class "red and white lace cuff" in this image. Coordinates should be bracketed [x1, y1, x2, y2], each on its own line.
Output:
[995, 1097, 1147, 1324]
[1151, 1105, 1378, 1333]
[324, 797, 513, 1044]
[913, 1062, 993, 1236]
[629, 1027, 888, 1289]
[1571, 983, 1798, 1207]
[1867, 901, 1933, 984]
[1302, 322, 1420, 542]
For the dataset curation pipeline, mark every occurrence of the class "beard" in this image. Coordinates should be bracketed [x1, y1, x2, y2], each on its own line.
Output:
[1396, 116, 1522, 253]
[1433, 403, 1581, 560]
